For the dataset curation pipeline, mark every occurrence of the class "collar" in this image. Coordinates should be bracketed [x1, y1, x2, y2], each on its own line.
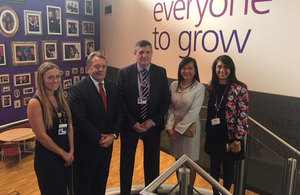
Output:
[137, 63, 150, 72]
[90, 75, 105, 87]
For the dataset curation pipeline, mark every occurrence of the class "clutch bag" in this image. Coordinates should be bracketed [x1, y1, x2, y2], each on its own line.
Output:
[229, 141, 241, 153]
[174, 120, 196, 137]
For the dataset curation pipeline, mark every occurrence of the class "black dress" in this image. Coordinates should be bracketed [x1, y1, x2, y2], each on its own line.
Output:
[205, 85, 244, 160]
[33, 95, 71, 195]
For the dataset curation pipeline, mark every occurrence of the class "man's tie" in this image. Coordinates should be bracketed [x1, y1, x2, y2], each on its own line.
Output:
[140, 69, 149, 120]
[99, 82, 107, 112]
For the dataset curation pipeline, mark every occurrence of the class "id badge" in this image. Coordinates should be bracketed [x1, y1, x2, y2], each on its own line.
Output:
[137, 97, 147, 105]
[58, 123, 67, 135]
[211, 118, 221, 126]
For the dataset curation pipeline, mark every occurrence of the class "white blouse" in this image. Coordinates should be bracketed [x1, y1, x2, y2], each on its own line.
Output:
[165, 80, 205, 160]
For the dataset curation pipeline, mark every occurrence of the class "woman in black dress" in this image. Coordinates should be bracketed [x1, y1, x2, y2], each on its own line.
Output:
[205, 55, 249, 194]
[27, 62, 74, 195]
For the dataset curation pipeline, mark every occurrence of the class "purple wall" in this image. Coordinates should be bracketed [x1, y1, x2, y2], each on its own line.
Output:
[0, 0, 100, 126]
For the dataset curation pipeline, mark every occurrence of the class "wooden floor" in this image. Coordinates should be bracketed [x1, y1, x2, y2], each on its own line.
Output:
[0, 139, 258, 195]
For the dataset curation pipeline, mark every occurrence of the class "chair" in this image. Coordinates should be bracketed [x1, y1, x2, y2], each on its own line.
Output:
[0, 142, 22, 164]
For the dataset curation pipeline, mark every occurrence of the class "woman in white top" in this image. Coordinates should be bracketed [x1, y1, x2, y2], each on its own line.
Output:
[165, 57, 205, 187]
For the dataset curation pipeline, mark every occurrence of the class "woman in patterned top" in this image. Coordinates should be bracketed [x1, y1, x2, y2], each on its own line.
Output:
[205, 55, 249, 195]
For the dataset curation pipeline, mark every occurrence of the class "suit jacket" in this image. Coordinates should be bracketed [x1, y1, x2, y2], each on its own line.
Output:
[117, 63, 170, 131]
[68, 76, 121, 149]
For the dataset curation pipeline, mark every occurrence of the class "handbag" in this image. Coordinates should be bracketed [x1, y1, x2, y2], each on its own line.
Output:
[173, 120, 196, 137]
[229, 141, 241, 153]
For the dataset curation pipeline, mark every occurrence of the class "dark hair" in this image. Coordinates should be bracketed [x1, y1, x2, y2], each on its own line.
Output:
[211, 55, 246, 95]
[177, 57, 200, 91]
[134, 40, 152, 52]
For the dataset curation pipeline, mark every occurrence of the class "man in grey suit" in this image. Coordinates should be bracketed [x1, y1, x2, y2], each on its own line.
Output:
[117, 40, 171, 195]
[68, 51, 121, 195]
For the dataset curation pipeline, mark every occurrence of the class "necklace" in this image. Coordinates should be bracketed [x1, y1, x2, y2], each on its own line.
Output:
[54, 107, 62, 118]
[49, 96, 62, 118]
[180, 81, 193, 90]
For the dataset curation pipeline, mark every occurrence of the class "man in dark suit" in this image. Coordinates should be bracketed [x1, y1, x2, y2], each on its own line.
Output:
[68, 51, 121, 195]
[117, 40, 171, 194]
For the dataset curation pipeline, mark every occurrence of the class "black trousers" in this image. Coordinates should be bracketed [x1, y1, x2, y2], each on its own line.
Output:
[73, 145, 113, 195]
[120, 127, 161, 195]
[209, 153, 235, 195]
[35, 152, 71, 195]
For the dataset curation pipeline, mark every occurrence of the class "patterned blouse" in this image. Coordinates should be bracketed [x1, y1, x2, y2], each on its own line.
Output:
[207, 82, 249, 141]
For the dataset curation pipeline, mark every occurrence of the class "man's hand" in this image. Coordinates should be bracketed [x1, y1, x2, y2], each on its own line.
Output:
[140, 120, 153, 130]
[99, 134, 114, 148]
[132, 122, 147, 133]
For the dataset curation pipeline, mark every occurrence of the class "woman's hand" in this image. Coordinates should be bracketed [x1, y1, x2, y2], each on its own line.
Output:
[167, 129, 179, 140]
[61, 151, 74, 166]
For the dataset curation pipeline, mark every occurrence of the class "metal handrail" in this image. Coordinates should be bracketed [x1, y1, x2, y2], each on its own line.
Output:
[249, 116, 300, 157]
[202, 106, 300, 156]
[140, 154, 232, 195]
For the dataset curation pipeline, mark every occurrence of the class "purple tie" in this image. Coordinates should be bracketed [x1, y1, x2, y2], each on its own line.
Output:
[140, 69, 149, 120]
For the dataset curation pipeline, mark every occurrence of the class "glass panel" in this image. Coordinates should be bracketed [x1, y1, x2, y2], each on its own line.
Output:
[246, 135, 286, 195]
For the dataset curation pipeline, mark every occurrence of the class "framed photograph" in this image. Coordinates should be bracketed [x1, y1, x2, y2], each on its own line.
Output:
[11, 41, 39, 66]
[65, 70, 70, 77]
[14, 73, 31, 87]
[81, 75, 87, 80]
[0, 6, 19, 38]
[84, 0, 93, 16]
[66, 0, 79, 15]
[23, 87, 34, 94]
[80, 66, 85, 74]
[0, 44, 6, 66]
[14, 99, 21, 108]
[42, 40, 58, 61]
[60, 70, 64, 76]
[2, 85, 10, 93]
[66, 19, 79, 37]
[63, 79, 72, 89]
[23, 97, 31, 107]
[62, 42, 81, 61]
[0, 74, 9, 84]
[24, 10, 42, 36]
[71, 68, 78, 75]
[73, 75, 80, 84]
[85, 39, 95, 57]
[82, 21, 95, 35]
[2, 94, 11, 108]
[14, 89, 20, 98]
[47, 5, 62, 35]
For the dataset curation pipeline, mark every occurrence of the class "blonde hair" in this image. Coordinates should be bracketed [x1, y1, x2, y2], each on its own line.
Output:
[36, 62, 72, 129]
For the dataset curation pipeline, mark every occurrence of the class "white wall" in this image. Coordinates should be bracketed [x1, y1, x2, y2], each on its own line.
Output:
[100, 0, 300, 98]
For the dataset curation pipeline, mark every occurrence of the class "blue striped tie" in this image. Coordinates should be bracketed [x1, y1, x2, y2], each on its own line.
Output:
[140, 69, 149, 120]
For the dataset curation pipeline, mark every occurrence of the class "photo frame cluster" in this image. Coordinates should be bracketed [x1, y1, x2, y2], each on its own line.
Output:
[0, 0, 96, 111]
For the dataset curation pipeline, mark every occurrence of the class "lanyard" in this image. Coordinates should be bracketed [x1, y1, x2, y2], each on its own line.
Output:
[214, 86, 227, 115]
[138, 70, 149, 97]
